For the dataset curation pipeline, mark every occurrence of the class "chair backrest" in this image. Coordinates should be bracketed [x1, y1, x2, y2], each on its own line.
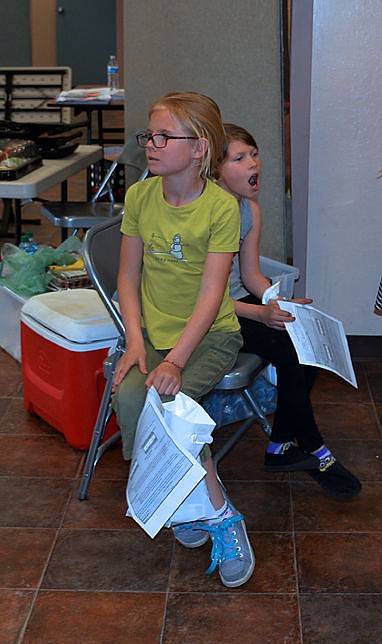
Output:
[93, 131, 148, 202]
[82, 214, 125, 336]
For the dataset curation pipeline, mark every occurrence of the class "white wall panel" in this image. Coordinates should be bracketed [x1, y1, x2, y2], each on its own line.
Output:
[292, 0, 382, 334]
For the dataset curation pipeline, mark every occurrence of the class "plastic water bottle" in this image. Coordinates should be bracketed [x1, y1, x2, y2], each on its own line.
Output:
[107, 55, 119, 90]
[19, 230, 38, 254]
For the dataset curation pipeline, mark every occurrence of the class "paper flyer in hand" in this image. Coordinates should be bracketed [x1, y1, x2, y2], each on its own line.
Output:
[126, 387, 215, 538]
[279, 301, 357, 388]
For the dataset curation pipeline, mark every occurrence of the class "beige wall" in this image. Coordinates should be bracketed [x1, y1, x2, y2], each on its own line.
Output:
[123, 0, 285, 260]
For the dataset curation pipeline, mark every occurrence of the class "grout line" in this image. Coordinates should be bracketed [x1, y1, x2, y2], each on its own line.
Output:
[289, 477, 304, 643]
[15, 460, 84, 641]
[161, 536, 176, 643]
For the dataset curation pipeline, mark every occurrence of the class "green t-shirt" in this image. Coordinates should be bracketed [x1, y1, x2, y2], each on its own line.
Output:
[121, 176, 240, 349]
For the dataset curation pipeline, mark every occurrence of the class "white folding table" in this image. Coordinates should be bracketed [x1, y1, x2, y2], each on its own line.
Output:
[0, 144, 103, 244]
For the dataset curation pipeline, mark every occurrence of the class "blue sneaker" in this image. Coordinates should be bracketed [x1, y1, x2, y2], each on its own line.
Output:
[203, 509, 255, 588]
[172, 521, 210, 548]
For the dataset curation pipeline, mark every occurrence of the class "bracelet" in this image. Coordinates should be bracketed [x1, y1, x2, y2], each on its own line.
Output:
[162, 358, 184, 372]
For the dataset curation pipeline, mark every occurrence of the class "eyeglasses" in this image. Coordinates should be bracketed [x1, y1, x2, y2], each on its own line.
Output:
[136, 130, 198, 149]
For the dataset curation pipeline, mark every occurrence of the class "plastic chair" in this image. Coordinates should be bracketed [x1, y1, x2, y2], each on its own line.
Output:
[40, 132, 148, 240]
[77, 214, 273, 501]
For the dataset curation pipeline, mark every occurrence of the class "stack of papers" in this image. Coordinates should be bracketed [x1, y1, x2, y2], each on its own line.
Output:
[56, 88, 124, 103]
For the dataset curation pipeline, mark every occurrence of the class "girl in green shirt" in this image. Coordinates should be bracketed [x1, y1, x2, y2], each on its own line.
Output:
[112, 92, 255, 588]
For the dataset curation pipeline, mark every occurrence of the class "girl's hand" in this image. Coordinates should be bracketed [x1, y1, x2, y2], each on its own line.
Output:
[259, 300, 295, 330]
[286, 297, 313, 305]
[145, 361, 182, 396]
[112, 344, 148, 393]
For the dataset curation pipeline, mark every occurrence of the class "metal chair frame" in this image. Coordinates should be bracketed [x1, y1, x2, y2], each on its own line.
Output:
[78, 214, 272, 501]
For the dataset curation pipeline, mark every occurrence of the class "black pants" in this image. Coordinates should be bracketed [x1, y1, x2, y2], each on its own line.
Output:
[238, 294, 324, 452]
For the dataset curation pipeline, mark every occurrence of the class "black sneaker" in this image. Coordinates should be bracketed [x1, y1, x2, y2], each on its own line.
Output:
[306, 460, 362, 499]
[264, 443, 319, 472]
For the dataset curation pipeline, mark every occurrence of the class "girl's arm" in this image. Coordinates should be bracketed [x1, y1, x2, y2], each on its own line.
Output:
[145, 251, 234, 395]
[112, 234, 146, 392]
[233, 200, 296, 329]
[239, 200, 271, 298]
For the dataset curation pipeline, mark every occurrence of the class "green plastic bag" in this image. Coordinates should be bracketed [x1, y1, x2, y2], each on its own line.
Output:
[0, 236, 82, 297]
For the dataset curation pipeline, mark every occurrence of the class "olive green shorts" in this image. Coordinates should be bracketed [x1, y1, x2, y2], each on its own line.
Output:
[112, 329, 243, 461]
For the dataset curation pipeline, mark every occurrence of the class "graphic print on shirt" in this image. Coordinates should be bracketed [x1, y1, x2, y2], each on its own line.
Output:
[146, 232, 186, 261]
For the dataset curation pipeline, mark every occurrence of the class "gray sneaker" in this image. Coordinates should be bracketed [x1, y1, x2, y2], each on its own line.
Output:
[172, 521, 210, 548]
[204, 510, 255, 587]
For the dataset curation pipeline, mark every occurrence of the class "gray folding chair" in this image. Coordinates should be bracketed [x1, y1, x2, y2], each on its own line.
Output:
[41, 132, 148, 240]
[77, 214, 272, 500]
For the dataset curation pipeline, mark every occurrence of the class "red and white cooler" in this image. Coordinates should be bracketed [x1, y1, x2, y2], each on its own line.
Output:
[20, 288, 119, 449]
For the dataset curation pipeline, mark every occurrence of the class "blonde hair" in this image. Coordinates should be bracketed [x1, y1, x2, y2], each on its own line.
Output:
[149, 91, 225, 179]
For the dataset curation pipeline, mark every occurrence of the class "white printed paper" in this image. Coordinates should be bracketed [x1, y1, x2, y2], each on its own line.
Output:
[279, 301, 357, 388]
[262, 281, 281, 304]
[126, 387, 214, 538]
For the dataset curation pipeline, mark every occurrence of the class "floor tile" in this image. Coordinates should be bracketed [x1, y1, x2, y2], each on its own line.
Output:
[376, 403, 382, 426]
[364, 363, 382, 402]
[312, 401, 379, 438]
[222, 481, 292, 532]
[0, 397, 12, 421]
[311, 369, 370, 403]
[63, 479, 129, 529]
[0, 528, 56, 589]
[23, 590, 166, 644]
[41, 528, 173, 591]
[91, 444, 130, 480]
[0, 350, 23, 396]
[0, 398, 59, 436]
[170, 532, 296, 594]
[300, 593, 382, 644]
[296, 533, 382, 593]
[0, 477, 72, 527]
[292, 480, 382, 532]
[0, 435, 83, 478]
[0, 589, 35, 644]
[216, 435, 289, 482]
[164, 593, 301, 644]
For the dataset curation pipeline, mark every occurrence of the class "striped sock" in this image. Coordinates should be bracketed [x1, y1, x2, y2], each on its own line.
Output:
[266, 441, 294, 455]
[312, 445, 336, 471]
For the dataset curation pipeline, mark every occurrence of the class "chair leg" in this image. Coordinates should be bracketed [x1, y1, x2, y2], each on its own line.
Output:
[242, 388, 273, 437]
[213, 414, 257, 466]
[78, 349, 121, 500]
[212, 386, 273, 467]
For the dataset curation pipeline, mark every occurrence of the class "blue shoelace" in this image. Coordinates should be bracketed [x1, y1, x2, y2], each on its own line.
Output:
[199, 514, 244, 574]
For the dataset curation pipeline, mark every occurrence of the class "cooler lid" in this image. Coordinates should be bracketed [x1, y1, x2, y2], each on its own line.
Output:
[21, 289, 119, 343]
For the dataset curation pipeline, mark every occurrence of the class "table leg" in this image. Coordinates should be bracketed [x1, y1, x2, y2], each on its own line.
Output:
[61, 180, 68, 202]
[97, 110, 104, 148]
[15, 199, 22, 246]
[0, 199, 12, 237]
[60, 179, 69, 241]
[86, 111, 92, 144]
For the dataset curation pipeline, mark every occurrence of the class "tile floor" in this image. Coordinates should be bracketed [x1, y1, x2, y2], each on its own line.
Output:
[1, 152, 382, 643]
